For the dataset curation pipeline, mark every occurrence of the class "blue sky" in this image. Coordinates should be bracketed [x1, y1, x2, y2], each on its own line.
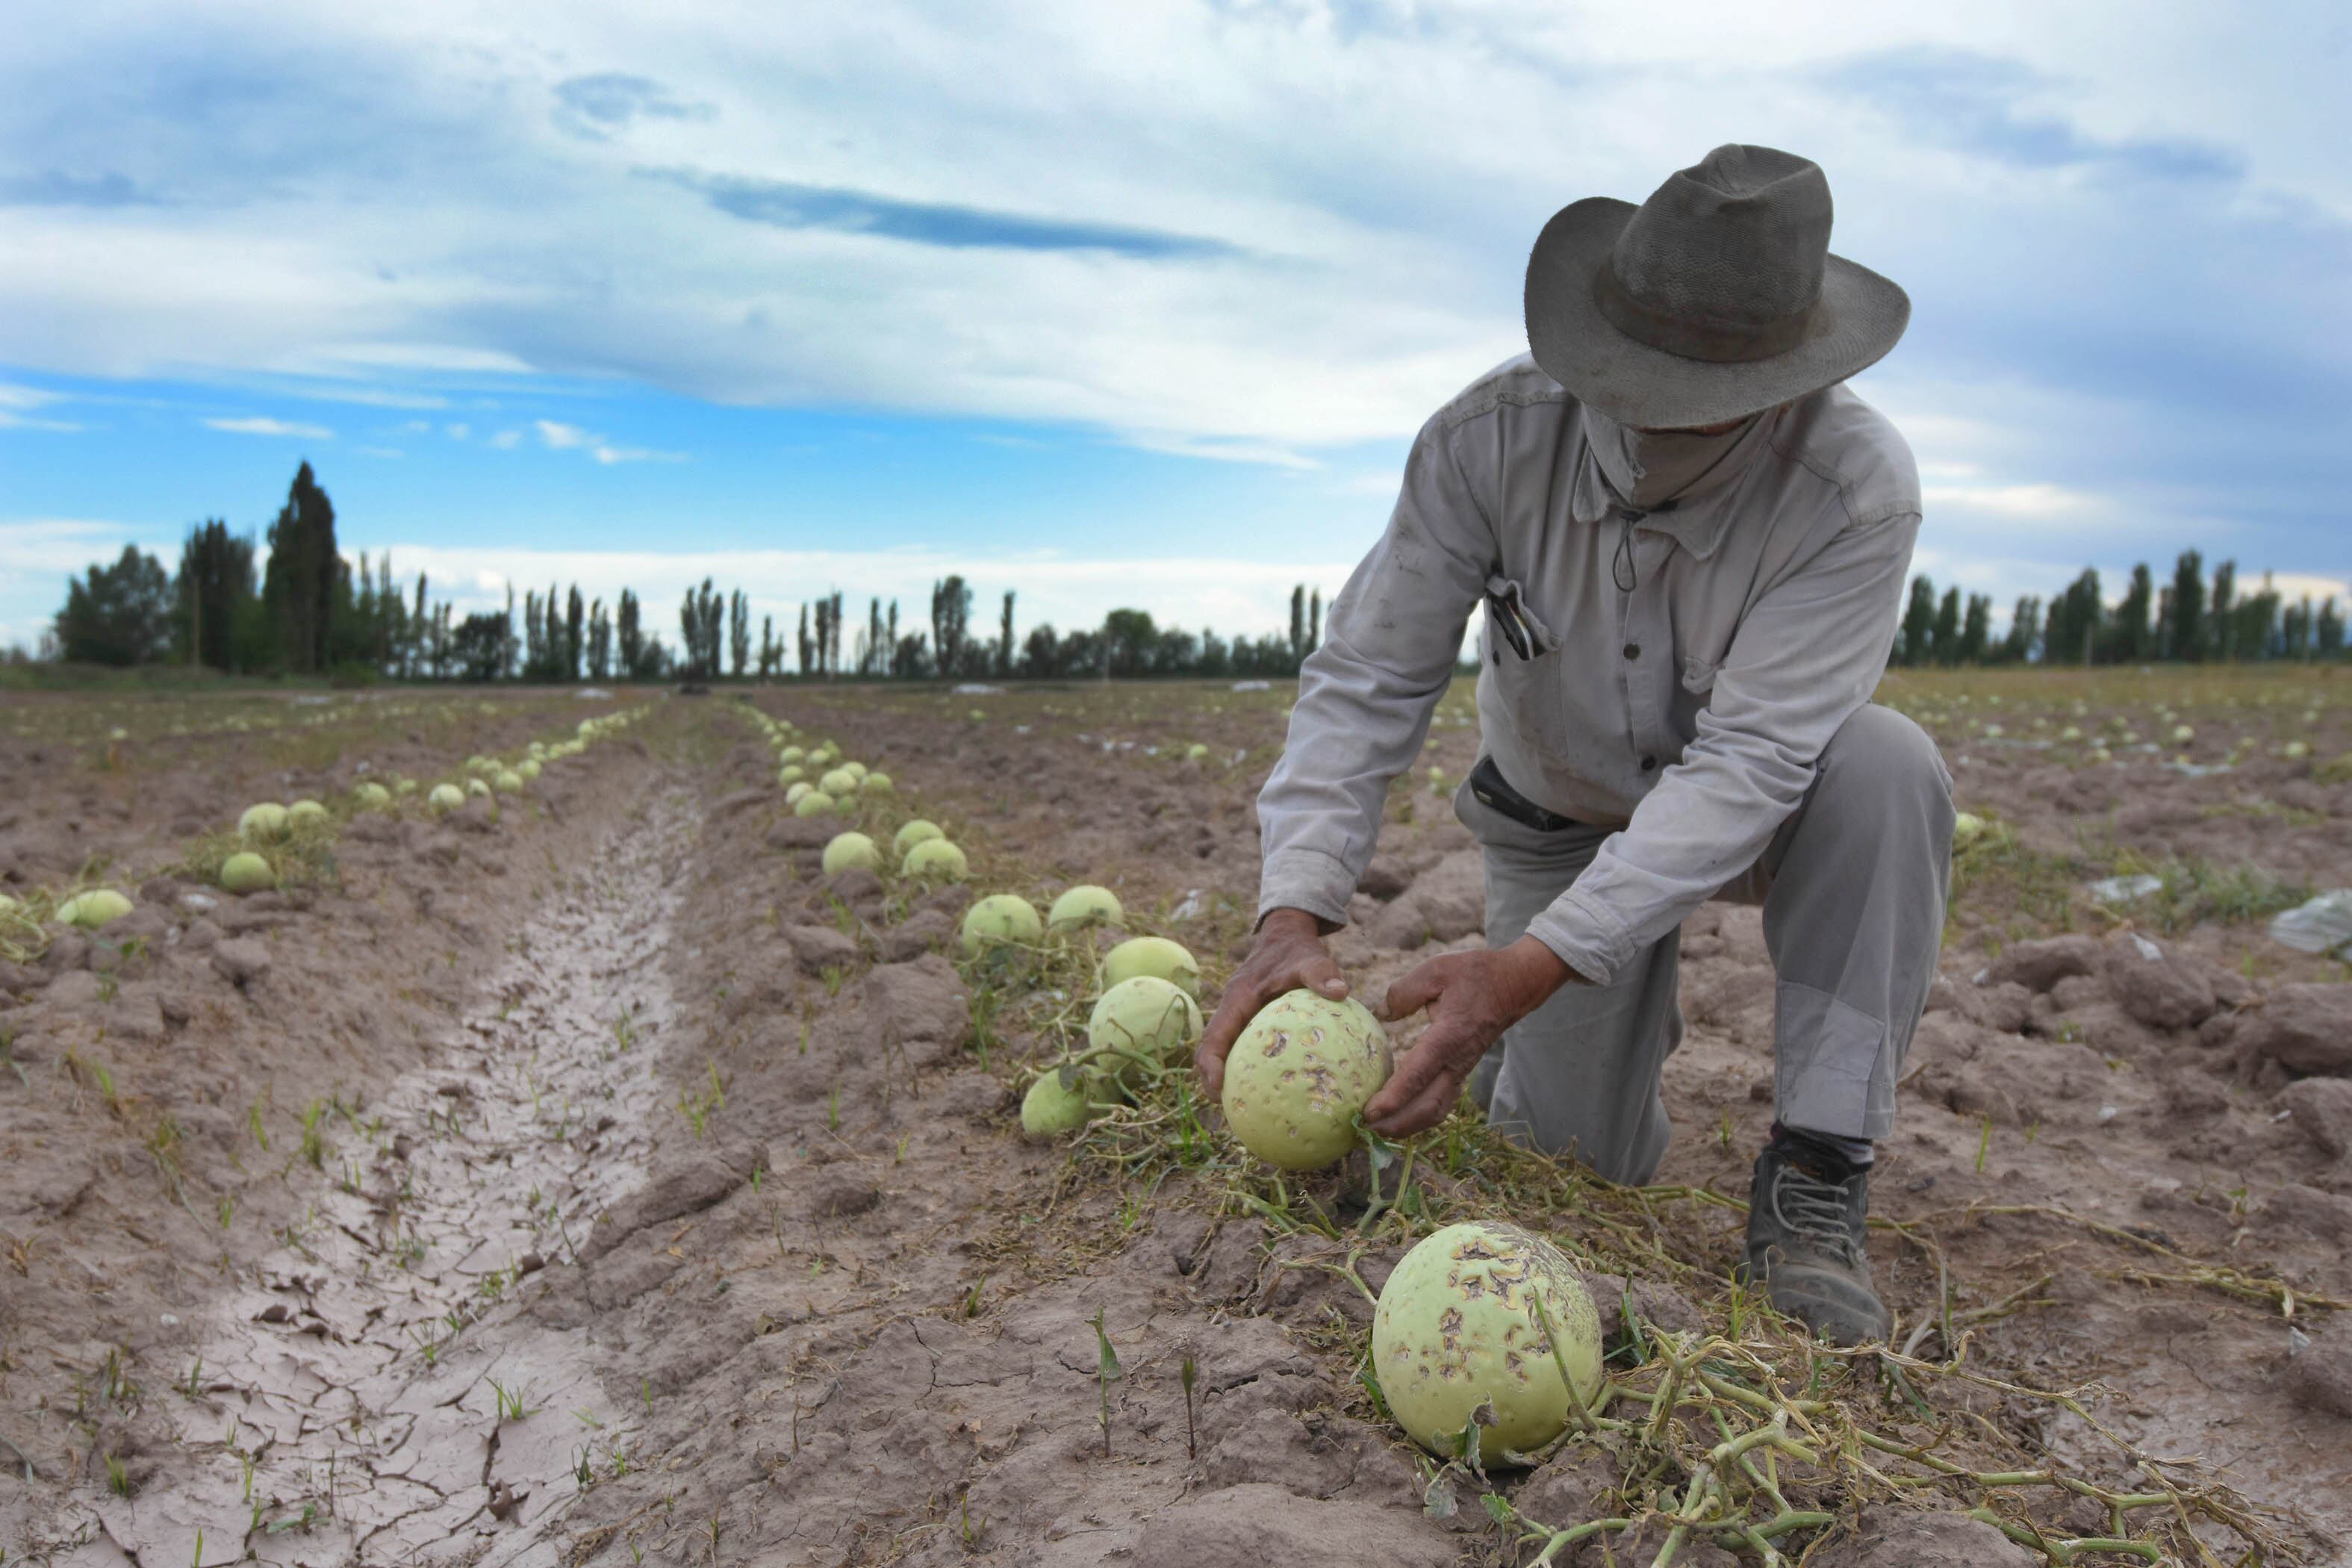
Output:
[3, 1, 2348, 655]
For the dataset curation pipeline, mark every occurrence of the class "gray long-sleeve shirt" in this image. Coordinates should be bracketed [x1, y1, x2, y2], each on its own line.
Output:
[1256, 353, 1921, 986]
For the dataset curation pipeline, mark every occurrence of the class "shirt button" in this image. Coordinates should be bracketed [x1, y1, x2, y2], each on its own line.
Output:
[1623, 643, 1640, 660]
[1640, 756, 1658, 772]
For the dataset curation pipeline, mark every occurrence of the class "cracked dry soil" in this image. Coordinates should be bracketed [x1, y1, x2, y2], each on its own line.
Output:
[28, 789, 692, 1567]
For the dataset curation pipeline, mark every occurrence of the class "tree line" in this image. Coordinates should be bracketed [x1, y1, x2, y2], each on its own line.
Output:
[1892, 551, 2345, 668]
[42, 461, 1337, 682]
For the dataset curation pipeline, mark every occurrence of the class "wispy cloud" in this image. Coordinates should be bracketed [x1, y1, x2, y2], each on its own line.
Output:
[643, 168, 1245, 260]
[202, 415, 332, 438]
[0, 383, 81, 431]
[488, 428, 522, 449]
[1815, 48, 2245, 182]
[0, 170, 166, 208]
[1922, 482, 2104, 519]
[553, 74, 713, 139]
[535, 418, 682, 464]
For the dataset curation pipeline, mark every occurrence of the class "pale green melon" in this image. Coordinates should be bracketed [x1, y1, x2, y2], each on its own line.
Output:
[1020, 1068, 1101, 1139]
[793, 790, 839, 818]
[818, 767, 859, 797]
[901, 838, 968, 880]
[822, 832, 880, 876]
[352, 783, 391, 809]
[57, 889, 134, 930]
[494, 769, 526, 794]
[238, 803, 290, 842]
[893, 819, 944, 856]
[220, 852, 277, 894]
[518, 759, 542, 780]
[428, 783, 465, 812]
[961, 894, 1042, 954]
[1186, 743, 1209, 760]
[860, 772, 894, 795]
[1951, 812, 1985, 850]
[1047, 884, 1123, 932]
[1099, 936, 1200, 999]
[1372, 1222, 1604, 1457]
[393, 778, 419, 796]
[287, 799, 329, 827]
[785, 781, 815, 806]
[1220, 989, 1390, 1170]
[1086, 977, 1201, 1086]
[780, 746, 806, 764]
[841, 761, 868, 783]
[466, 777, 492, 798]
[778, 764, 806, 787]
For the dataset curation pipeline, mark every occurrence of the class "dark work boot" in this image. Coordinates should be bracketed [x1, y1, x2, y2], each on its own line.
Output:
[1738, 1139, 1891, 1345]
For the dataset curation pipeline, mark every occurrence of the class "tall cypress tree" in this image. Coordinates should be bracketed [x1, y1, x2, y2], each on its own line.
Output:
[261, 461, 337, 673]
[2169, 550, 2205, 662]
[1900, 576, 1938, 666]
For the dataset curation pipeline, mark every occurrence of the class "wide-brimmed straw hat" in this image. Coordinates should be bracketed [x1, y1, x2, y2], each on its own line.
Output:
[1524, 144, 1910, 429]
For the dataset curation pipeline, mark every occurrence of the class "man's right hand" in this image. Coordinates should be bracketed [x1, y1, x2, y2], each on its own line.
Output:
[1195, 906, 1348, 1097]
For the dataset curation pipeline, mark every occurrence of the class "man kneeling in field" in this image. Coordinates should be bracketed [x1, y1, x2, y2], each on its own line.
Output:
[1196, 145, 1951, 1345]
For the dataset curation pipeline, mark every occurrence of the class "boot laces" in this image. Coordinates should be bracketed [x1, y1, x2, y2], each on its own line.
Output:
[1772, 1162, 1861, 1267]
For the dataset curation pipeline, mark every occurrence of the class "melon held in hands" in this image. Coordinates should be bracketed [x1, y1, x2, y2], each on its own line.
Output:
[1220, 989, 1390, 1170]
[1372, 1222, 1603, 1457]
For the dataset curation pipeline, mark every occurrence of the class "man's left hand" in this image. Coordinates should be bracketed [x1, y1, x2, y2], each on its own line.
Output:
[1364, 937, 1576, 1137]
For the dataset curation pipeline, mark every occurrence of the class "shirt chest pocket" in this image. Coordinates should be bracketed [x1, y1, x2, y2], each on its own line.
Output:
[1679, 653, 1719, 695]
[1481, 575, 1569, 751]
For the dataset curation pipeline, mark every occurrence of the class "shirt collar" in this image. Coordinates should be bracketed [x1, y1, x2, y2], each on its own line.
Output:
[1569, 403, 1782, 563]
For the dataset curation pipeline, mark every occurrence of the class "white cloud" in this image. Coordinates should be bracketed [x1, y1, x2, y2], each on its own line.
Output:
[202, 415, 334, 438]
[532, 418, 682, 464]
[355, 444, 405, 457]
[1922, 482, 2104, 519]
[2264, 572, 2350, 605]
[488, 428, 523, 449]
[0, 520, 184, 649]
[0, 384, 82, 430]
[444, 421, 471, 440]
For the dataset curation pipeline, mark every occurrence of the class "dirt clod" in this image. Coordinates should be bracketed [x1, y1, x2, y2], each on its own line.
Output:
[1812, 1510, 2037, 1567]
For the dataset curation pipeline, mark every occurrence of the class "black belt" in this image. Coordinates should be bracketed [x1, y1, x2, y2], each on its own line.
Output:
[1468, 756, 1585, 833]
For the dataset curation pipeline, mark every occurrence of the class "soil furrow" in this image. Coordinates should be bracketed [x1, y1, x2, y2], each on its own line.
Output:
[27, 788, 691, 1567]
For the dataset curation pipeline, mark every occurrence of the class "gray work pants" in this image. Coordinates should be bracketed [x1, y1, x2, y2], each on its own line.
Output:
[1463, 704, 1953, 1183]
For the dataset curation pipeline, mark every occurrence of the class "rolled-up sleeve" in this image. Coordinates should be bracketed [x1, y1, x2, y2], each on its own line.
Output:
[1525, 507, 1920, 983]
[1255, 415, 1492, 926]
